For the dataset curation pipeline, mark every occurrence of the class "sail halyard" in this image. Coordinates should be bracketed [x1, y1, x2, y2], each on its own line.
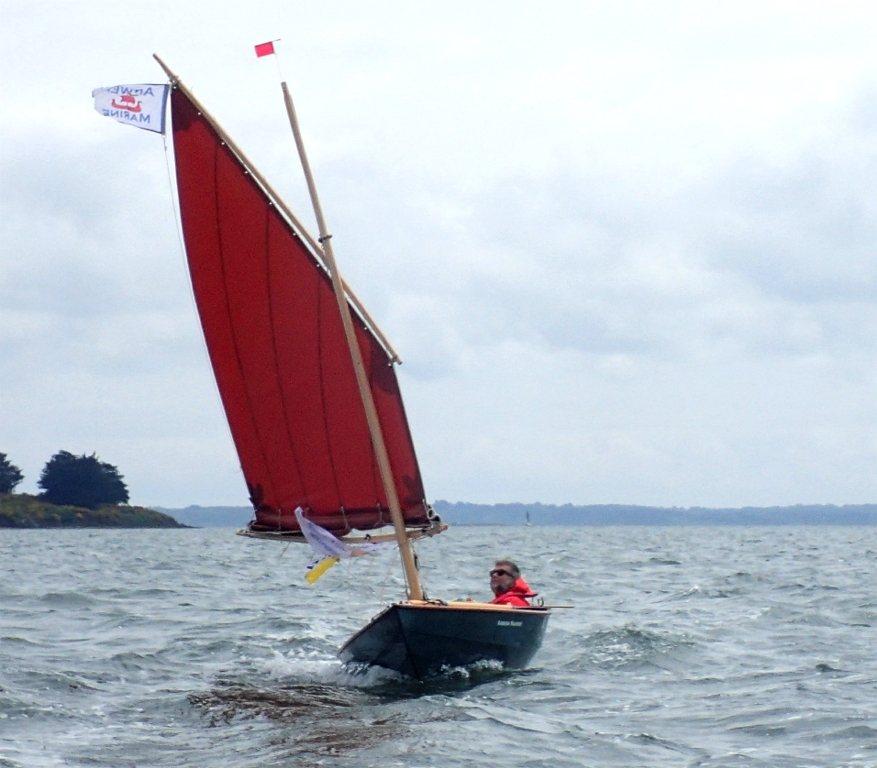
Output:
[157, 56, 440, 575]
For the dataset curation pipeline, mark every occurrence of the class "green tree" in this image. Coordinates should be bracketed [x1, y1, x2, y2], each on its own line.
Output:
[38, 451, 129, 509]
[0, 453, 24, 493]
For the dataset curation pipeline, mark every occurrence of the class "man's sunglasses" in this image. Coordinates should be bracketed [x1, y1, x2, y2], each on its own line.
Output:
[490, 569, 513, 577]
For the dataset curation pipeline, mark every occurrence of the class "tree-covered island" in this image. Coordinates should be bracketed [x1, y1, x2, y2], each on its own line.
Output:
[0, 493, 186, 528]
[0, 450, 187, 529]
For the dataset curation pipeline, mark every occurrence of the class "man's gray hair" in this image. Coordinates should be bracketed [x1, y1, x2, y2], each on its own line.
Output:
[494, 559, 520, 578]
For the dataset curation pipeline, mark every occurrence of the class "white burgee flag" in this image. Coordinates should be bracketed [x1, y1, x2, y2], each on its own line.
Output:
[294, 508, 391, 584]
[92, 84, 169, 134]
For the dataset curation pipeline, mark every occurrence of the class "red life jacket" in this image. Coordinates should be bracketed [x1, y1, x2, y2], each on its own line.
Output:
[489, 577, 537, 607]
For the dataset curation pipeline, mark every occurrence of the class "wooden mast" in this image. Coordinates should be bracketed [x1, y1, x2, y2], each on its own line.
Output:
[277, 81, 424, 601]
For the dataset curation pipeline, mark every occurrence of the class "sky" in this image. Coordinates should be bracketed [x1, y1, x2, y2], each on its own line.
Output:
[1, 1, 876, 509]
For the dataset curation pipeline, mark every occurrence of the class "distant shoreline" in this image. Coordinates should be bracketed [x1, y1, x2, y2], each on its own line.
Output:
[152, 501, 877, 528]
[0, 494, 188, 529]
[434, 501, 877, 526]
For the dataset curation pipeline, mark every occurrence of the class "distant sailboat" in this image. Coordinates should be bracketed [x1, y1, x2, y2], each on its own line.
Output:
[154, 55, 550, 678]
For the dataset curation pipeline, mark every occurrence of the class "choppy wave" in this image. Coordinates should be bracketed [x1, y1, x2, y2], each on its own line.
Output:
[2, 526, 876, 767]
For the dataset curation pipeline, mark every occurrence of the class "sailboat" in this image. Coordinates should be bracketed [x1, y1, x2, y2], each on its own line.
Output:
[154, 55, 550, 679]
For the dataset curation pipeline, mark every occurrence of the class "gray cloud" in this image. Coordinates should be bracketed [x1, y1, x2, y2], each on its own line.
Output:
[386, 92, 877, 371]
[1, 2, 875, 507]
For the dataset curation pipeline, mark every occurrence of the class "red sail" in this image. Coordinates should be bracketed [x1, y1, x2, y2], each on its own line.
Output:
[170, 88, 428, 535]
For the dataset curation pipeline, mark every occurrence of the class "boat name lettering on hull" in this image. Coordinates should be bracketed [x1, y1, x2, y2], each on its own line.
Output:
[496, 620, 523, 627]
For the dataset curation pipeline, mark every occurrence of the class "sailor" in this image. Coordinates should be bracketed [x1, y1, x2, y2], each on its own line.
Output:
[488, 560, 536, 606]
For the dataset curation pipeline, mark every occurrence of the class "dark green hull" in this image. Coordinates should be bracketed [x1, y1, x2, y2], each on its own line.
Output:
[338, 602, 550, 678]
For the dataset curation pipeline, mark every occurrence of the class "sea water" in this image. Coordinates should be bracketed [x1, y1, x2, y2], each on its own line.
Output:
[1, 526, 875, 767]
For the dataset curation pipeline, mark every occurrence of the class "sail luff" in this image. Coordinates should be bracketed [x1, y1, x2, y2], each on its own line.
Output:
[151, 54, 401, 364]
[278, 80, 424, 602]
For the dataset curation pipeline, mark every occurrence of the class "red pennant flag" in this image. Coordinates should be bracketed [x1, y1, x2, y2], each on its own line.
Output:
[255, 41, 275, 58]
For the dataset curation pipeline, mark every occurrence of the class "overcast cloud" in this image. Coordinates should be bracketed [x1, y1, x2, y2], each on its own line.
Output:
[1, 1, 875, 507]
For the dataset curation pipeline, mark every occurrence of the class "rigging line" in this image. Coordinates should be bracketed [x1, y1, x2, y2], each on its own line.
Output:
[342, 548, 355, 591]
[348, 553, 385, 607]
[161, 131, 187, 270]
[316, 276, 344, 506]
[376, 547, 395, 608]
[163, 108, 242, 492]
[344, 542, 392, 606]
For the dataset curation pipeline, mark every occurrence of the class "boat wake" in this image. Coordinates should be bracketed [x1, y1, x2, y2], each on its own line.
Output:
[260, 648, 403, 687]
[258, 647, 512, 693]
[435, 657, 506, 680]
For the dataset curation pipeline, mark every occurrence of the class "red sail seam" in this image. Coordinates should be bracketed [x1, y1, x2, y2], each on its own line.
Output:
[363, 336, 384, 510]
[264, 206, 309, 504]
[212, 145, 280, 503]
[315, 276, 346, 521]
